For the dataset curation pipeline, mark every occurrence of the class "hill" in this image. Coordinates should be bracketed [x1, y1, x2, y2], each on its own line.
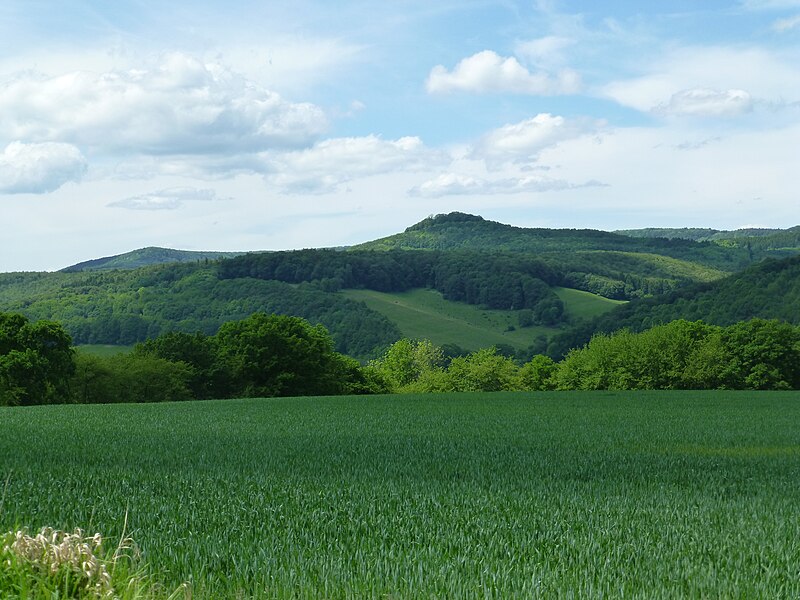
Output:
[2, 213, 799, 360]
[0, 265, 399, 359]
[616, 226, 800, 258]
[549, 254, 800, 357]
[354, 212, 754, 271]
[61, 247, 245, 272]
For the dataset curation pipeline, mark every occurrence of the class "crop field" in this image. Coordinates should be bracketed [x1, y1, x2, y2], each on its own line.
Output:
[2, 392, 800, 598]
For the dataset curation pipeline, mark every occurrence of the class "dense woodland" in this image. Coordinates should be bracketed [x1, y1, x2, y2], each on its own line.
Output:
[1, 212, 800, 404]
[3, 310, 799, 406]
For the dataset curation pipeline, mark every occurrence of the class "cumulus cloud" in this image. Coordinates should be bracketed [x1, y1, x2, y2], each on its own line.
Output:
[426, 50, 580, 95]
[602, 46, 800, 114]
[470, 113, 599, 168]
[108, 187, 225, 210]
[0, 141, 86, 194]
[657, 88, 754, 117]
[409, 172, 606, 197]
[0, 53, 327, 156]
[264, 135, 446, 194]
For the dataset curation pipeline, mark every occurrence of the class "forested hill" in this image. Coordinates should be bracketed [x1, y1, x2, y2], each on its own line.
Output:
[549, 254, 800, 357]
[61, 247, 245, 272]
[354, 212, 755, 270]
[616, 225, 800, 258]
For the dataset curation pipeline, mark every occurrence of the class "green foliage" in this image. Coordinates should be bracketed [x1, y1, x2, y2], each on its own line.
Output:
[61, 246, 243, 272]
[554, 255, 800, 356]
[368, 338, 445, 391]
[0, 313, 74, 406]
[554, 319, 800, 391]
[343, 288, 559, 355]
[70, 352, 193, 404]
[445, 347, 520, 392]
[355, 212, 754, 270]
[519, 355, 558, 391]
[3, 393, 800, 597]
[0, 265, 399, 359]
[216, 313, 349, 398]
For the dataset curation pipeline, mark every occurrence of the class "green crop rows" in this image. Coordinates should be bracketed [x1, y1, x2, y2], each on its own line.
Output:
[2, 392, 800, 597]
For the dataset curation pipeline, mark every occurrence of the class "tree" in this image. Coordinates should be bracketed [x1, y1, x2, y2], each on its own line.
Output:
[0, 313, 74, 406]
[520, 355, 557, 391]
[216, 313, 351, 397]
[446, 347, 521, 392]
[368, 339, 445, 392]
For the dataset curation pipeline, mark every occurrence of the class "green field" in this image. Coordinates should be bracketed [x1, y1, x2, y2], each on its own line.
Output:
[342, 287, 620, 351]
[2, 392, 800, 598]
[553, 286, 626, 320]
[74, 344, 134, 357]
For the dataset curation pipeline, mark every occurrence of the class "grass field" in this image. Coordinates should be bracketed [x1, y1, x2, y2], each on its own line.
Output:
[553, 286, 626, 320]
[74, 344, 134, 357]
[2, 392, 800, 598]
[342, 287, 620, 351]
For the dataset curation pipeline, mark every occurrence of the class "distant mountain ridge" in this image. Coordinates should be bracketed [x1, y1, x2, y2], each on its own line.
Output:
[615, 226, 790, 241]
[61, 247, 246, 272]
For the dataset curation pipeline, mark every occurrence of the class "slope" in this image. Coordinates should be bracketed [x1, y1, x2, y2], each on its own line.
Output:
[61, 247, 245, 272]
[353, 212, 754, 272]
[549, 255, 800, 357]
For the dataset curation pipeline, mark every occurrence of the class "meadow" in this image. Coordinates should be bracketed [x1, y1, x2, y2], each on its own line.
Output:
[342, 287, 622, 352]
[2, 392, 800, 598]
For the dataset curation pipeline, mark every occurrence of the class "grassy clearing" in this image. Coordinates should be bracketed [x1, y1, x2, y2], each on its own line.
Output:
[75, 344, 134, 357]
[342, 288, 558, 351]
[2, 391, 800, 598]
[553, 286, 626, 320]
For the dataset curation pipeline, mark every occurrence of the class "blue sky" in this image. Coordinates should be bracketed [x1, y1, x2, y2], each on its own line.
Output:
[1, 0, 799, 270]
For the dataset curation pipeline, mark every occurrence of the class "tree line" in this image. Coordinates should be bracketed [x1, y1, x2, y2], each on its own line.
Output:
[220, 249, 566, 322]
[3, 310, 799, 406]
[365, 318, 800, 393]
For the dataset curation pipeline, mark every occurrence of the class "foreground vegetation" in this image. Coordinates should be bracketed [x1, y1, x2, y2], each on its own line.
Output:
[2, 392, 800, 597]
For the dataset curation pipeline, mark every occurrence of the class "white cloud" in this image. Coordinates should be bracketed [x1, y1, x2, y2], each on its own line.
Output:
[0, 53, 327, 156]
[0, 141, 86, 194]
[264, 135, 446, 194]
[773, 14, 800, 30]
[602, 46, 800, 114]
[108, 187, 224, 210]
[409, 172, 605, 197]
[220, 38, 366, 93]
[514, 36, 574, 67]
[470, 113, 599, 168]
[426, 50, 580, 95]
[657, 88, 754, 117]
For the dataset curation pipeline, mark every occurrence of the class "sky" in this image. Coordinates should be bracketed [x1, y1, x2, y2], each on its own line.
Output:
[1, 0, 799, 271]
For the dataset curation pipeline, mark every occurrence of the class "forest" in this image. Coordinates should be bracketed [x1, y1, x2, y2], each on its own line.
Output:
[3, 310, 799, 406]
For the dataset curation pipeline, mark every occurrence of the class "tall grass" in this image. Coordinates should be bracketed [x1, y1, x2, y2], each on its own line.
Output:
[2, 391, 800, 597]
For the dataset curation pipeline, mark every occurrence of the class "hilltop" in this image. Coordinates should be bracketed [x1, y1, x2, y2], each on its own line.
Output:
[61, 247, 245, 272]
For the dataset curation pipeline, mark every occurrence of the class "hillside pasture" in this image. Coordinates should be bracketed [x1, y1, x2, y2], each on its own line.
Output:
[2, 392, 800, 598]
[342, 287, 621, 353]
